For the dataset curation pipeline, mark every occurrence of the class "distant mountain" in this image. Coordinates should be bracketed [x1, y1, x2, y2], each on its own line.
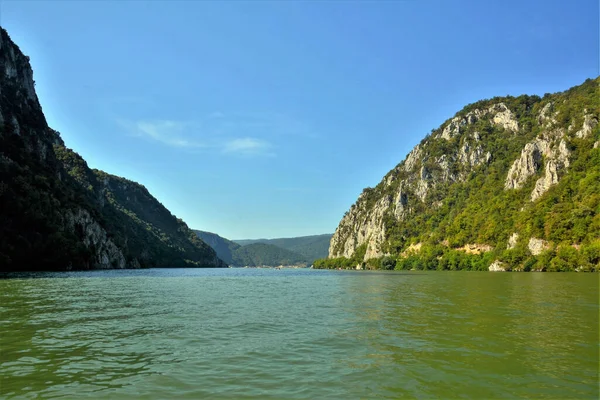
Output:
[232, 243, 308, 267]
[194, 230, 311, 267]
[0, 28, 225, 271]
[193, 230, 240, 265]
[234, 234, 332, 262]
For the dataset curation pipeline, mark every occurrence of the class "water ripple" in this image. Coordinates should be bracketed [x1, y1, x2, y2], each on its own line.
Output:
[1, 269, 598, 398]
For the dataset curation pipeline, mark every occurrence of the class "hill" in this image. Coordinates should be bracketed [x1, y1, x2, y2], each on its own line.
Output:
[234, 234, 332, 262]
[194, 230, 309, 267]
[232, 243, 308, 267]
[318, 78, 599, 272]
[0, 28, 225, 270]
[193, 230, 240, 265]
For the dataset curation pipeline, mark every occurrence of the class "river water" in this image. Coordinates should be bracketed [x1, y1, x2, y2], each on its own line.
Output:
[1, 269, 598, 398]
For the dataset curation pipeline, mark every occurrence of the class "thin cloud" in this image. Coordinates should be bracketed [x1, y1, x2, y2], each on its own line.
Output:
[223, 137, 274, 156]
[118, 119, 204, 148]
[118, 118, 274, 156]
[117, 110, 315, 156]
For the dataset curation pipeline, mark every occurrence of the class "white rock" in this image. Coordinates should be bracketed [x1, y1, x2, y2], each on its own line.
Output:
[436, 154, 456, 182]
[531, 160, 560, 201]
[575, 114, 598, 139]
[506, 133, 570, 197]
[394, 184, 409, 220]
[441, 116, 466, 140]
[538, 102, 557, 127]
[414, 179, 429, 202]
[528, 237, 550, 256]
[489, 260, 506, 272]
[329, 194, 391, 261]
[489, 103, 519, 131]
[403, 145, 422, 171]
[439, 110, 482, 141]
[505, 142, 542, 189]
[507, 233, 519, 249]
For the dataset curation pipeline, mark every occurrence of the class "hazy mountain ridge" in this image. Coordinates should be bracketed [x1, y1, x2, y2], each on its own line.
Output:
[0, 28, 225, 270]
[321, 78, 599, 271]
[233, 243, 308, 267]
[194, 230, 241, 265]
[194, 230, 311, 267]
[234, 234, 332, 262]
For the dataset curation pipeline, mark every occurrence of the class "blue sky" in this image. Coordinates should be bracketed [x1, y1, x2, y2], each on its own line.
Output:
[1, 0, 598, 239]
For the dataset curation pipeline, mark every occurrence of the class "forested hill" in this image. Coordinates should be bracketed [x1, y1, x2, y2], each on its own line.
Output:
[234, 234, 332, 262]
[0, 27, 226, 271]
[232, 243, 308, 267]
[194, 230, 310, 267]
[320, 77, 599, 272]
[194, 230, 241, 265]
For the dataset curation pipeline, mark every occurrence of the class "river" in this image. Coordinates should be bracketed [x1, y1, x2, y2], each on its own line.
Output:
[1, 269, 598, 398]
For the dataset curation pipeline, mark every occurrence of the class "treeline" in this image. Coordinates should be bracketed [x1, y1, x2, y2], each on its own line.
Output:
[313, 241, 600, 272]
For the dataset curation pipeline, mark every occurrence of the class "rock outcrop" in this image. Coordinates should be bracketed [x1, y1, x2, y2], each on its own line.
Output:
[504, 141, 544, 190]
[489, 103, 519, 132]
[528, 238, 550, 256]
[575, 113, 598, 139]
[438, 103, 518, 141]
[329, 192, 391, 260]
[63, 208, 127, 269]
[489, 260, 507, 272]
[457, 244, 493, 255]
[504, 125, 571, 201]
[507, 233, 519, 249]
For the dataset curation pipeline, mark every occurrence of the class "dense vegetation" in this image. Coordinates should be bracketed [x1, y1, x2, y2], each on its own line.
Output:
[232, 243, 308, 267]
[234, 234, 332, 263]
[318, 77, 600, 272]
[195, 230, 309, 267]
[194, 230, 241, 265]
[0, 28, 224, 271]
[314, 242, 600, 272]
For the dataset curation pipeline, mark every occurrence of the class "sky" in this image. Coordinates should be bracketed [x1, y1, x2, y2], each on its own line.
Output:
[0, 0, 598, 239]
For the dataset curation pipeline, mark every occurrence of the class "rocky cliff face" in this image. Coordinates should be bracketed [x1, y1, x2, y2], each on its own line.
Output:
[329, 78, 599, 265]
[0, 28, 225, 271]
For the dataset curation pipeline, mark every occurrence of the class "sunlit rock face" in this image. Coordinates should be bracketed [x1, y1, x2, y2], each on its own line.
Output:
[329, 80, 599, 263]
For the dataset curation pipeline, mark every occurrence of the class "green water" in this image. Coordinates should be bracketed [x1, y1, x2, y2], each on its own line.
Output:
[1, 269, 598, 399]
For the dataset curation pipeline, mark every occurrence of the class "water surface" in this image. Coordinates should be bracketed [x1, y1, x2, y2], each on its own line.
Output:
[1, 269, 598, 398]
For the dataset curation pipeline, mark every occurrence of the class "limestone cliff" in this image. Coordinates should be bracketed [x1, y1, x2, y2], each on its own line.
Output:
[0, 27, 225, 270]
[329, 78, 600, 266]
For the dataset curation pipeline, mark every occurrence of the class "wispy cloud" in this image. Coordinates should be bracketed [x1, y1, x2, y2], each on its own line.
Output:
[223, 137, 273, 156]
[116, 112, 286, 157]
[117, 111, 316, 157]
[118, 119, 204, 148]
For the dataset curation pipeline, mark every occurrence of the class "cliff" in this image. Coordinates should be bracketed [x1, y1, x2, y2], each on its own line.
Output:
[326, 78, 599, 271]
[0, 27, 225, 270]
